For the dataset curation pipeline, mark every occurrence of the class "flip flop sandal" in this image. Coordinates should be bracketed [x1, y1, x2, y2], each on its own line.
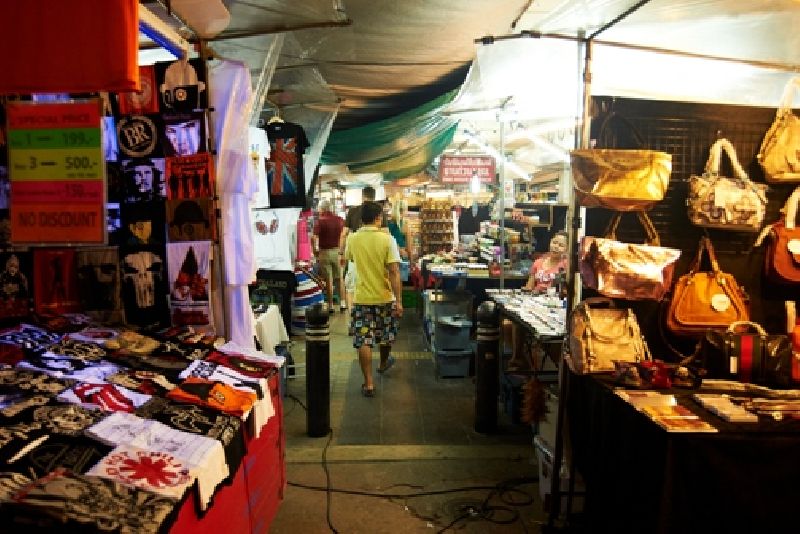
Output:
[361, 384, 375, 397]
[377, 355, 396, 374]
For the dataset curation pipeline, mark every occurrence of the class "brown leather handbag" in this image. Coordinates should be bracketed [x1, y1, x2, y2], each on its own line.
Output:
[763, 187, 800, 284]
[579, 211, 681, 301]
[666, 237, 749, 337]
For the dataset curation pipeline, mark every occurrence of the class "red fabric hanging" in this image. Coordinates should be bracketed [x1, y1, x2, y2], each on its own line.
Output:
[0, 0, 140, 94]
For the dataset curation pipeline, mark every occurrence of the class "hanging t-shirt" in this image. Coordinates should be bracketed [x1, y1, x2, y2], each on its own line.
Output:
[8, 469, 177, 534]
[250, 126, 270, 208]
[252, 207, 301, 272]
[119, 246, 170, 328]
[250, 269, 297, 334]
[264, 121, 310, 208]
[457, 203, 492, 235]
[291, 268, 325, 335]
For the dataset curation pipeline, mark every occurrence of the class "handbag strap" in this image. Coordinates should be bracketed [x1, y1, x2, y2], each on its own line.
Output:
[704, 138, 766, 203]
[776, 77, 800, 119]
[604, 211, 660, 246]
[689, 237, 722, 274]
[596, 111, 646, 149]
[727, 321, 767, 337]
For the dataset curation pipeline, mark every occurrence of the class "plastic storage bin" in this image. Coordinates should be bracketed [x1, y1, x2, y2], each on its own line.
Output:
[533, 435, 584, 514]
[434, 314, 472, 351]
[434, 348, 472, 378]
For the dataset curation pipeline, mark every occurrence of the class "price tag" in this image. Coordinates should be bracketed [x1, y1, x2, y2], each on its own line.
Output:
[9, 148, 103, 180]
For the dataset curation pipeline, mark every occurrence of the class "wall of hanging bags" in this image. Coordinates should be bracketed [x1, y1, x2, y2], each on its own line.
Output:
[580, 95, 800, 363]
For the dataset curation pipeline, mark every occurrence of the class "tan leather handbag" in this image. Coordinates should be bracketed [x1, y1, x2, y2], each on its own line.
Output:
[666, 237, 749, 337]
[687, 138, 768, 232]
[761, 187, 800, 285]
[758, 77, 800, 183]
[579, 211, 681, 301]
[568, 297, 650, 374]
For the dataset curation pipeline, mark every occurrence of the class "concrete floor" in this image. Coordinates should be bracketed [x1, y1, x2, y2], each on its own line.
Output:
[270, 307, 548, 533]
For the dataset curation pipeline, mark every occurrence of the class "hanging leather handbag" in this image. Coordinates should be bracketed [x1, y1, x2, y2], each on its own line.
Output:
[698, 321, 792, 388]
[758, 77, 800, 183]
[571, 112, 672, 211]
[666, 237, 749, 337]
[579, 211, 681, 301]
[687, 138, 768, 232]
[763, 187, 800, 284]
[567, 297, 651, 374]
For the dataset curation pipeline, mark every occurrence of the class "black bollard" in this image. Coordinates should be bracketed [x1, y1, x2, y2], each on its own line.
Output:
[305, 303, 330, 437]
[475, 300, 500, 433]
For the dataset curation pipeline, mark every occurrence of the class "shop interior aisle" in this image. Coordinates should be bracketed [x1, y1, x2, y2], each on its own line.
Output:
[271, 311, 545, 533]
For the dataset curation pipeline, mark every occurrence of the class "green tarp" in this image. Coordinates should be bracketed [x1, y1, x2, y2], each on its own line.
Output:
[321, 90, 459, 181]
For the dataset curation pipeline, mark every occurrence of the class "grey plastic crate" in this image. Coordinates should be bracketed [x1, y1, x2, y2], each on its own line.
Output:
[434, 314, 472, 351]
[434, 348, 473, 378]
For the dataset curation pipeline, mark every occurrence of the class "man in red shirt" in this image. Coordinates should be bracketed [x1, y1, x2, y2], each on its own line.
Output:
[313, 199, 346, 312]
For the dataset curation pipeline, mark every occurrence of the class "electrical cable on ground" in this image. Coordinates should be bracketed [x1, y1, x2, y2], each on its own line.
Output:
[322, 429, 338, 533]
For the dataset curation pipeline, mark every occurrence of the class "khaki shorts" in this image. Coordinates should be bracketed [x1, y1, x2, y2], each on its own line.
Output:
[318, 248, 342, 282]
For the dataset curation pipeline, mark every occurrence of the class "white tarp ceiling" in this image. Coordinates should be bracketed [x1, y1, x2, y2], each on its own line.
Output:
[448, 0, 800, 121]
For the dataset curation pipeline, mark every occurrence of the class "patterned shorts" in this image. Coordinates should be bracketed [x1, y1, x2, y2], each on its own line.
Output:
[349, 303, 399, 348]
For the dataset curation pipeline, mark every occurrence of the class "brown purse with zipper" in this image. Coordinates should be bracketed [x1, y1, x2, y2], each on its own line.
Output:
[666, 237, 749, 337]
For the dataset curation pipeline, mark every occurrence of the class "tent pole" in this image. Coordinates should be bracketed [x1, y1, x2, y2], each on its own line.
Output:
[498, 113, 506, 291]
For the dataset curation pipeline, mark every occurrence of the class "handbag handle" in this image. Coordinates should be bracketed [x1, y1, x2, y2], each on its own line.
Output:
[776, 76, 800, 119]
[604, 211, 660, 246]
[596, 111, 646, 149]
[688, 237, 722, 274]
[727, 321, 767, 337]
[783, 186, 800, 230]
[704, 138, 767, 204]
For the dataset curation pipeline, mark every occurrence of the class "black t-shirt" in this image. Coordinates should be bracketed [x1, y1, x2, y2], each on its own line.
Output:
[251, 269, 297, 334]
[458, 203, 491, 235]
[264, 121, 310, 209]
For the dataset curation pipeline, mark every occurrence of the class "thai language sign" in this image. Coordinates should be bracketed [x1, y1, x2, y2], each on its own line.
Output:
[438, 155, 496, 184]
[7, 101, 106, 244]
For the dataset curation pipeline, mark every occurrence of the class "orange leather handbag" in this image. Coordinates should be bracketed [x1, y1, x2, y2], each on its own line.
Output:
[763, 187, 800, 285]
[666, 237, 749, 337]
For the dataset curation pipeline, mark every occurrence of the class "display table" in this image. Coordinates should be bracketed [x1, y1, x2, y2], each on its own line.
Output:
[170, 373, 285, 533]
[567, 373, 800, 534]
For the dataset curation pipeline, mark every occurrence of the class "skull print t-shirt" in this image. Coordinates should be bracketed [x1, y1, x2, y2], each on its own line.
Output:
[120, 245, 170, 328]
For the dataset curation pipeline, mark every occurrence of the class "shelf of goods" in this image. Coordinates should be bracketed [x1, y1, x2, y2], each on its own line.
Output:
[420, 200, 454, 255]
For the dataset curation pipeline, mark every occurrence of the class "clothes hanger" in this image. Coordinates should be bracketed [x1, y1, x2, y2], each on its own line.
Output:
[267, 108, 284, 124]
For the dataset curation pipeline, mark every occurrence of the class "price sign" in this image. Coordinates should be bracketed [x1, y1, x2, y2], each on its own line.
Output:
[7, 101, 106, 244]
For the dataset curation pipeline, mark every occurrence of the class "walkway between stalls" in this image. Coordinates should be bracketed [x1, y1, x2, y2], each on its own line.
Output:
[271, 310, 547, 533]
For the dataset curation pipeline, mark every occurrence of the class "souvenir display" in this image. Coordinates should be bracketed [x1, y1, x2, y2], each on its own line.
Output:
[165, 152, 215, 199]
[76, 247, 124, 324]
[120, 158, 167, 201]
[167, 241, 212, 328]
[119, 246, 170, 328]
[0, 251, 32, 321]
[120, 201, 166, 246]
[161, 112, 206, 157]
[264, 120, 310, 208]
[116, 114, 164, 159]
[687, 138, 768, 232]
[166, 198, 213, 241]
[33, 248, 81, 315]
[154, 58, 208, 113]
[119, 65, 159, 115]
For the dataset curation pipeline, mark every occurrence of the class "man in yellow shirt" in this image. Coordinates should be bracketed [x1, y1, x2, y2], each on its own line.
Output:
[345, 201, 403, 397]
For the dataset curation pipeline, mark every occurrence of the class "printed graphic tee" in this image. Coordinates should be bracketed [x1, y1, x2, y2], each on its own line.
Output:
[264, 121, 310, 208]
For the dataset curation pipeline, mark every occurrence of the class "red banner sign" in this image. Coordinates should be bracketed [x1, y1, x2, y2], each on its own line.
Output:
[438, 155, 496, 184]
[7, 100, 106, 245]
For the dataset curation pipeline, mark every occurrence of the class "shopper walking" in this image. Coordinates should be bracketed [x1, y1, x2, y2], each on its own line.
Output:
[345, 201, 403, 397]
[387, 198, 411, 261]
[312, 199, 346, 313]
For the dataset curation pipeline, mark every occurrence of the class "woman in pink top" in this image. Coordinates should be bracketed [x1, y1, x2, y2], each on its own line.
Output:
[507, 231, 568, 371]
